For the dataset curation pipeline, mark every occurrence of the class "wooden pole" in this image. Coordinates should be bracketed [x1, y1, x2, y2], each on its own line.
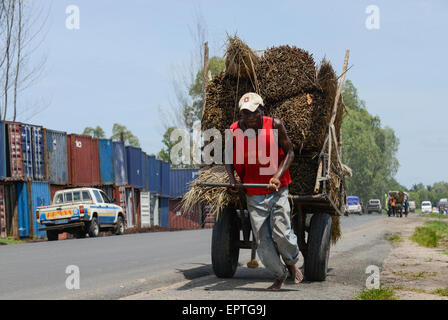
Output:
[201, 42, 209, 120]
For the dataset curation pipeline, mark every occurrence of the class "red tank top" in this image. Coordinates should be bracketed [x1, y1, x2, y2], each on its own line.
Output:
[230, 116, 292, 195]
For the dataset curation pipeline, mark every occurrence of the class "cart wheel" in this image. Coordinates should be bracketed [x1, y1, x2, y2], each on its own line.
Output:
[211, 206, 240, 278]
[305, 213, 332, 281]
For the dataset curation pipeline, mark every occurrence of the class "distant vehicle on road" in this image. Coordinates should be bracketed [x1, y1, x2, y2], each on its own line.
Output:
[438, 198, 448, 214]
[409, 201, 416, 213]
[367, 199, 382, 214]
[346, 196, 363, 215]
[421, 201, 432, 214]
[37, 188, 125, 241]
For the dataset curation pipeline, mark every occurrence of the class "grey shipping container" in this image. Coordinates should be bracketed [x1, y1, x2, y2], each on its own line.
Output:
[112, 141, 128, 186]
[44, 129, 69, 185]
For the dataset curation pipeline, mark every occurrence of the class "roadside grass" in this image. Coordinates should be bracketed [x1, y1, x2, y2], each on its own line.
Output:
[388, 234, 403, 243]
[432, 288, 448, 297]
[0, 237, 27, 245]
[410, 221, 448, 248]
[355, 287, 397, 300]
[420, 213, 448, 219]
[393, 271, 437, 279]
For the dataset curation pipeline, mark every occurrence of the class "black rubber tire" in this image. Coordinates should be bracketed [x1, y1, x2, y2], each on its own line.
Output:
[47, 230, 59, 241]
[211, 206, 240, 278]
[115, 216, 124, 235]
[305, 213, 332, 281]
[88, 217, 99, 237]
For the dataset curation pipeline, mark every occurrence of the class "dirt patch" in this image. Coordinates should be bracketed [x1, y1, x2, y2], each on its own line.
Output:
[381, 215, 448, 300]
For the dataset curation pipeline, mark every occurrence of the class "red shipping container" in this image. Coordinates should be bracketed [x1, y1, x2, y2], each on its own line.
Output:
[0, 184, 6, 237]
[66, 135, 72, 186]
[67, 134, 100, 186]
[50, 185, 66, 204]
[168, 199, 200, 230]
[5, 122, 24, 179]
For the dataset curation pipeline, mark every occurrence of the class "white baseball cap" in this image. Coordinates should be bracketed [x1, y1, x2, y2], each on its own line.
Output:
[239, 92, 264, 112]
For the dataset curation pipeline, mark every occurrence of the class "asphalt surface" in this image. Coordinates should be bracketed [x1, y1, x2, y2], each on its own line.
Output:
[0, 213, 390, 300]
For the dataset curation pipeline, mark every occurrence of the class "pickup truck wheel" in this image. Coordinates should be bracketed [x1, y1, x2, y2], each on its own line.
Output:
[47, 230, 59, 241]
[88, 217, 99, 237]
[74, 230, 86, 239]
[115, 216, 124, 235]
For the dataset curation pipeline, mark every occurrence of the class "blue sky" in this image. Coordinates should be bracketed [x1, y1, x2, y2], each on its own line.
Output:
[20, 0, 448, 188]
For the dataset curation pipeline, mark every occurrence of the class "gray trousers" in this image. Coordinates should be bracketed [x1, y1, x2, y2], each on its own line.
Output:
[246, 187, 299, 280]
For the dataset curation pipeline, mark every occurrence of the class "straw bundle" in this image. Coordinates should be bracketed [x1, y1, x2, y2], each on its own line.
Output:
[224, 35, 260, 82]
[256, 45, 317, 103]
[181, 165, 242, 217]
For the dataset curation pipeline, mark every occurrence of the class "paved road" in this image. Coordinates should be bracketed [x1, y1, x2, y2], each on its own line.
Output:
[0, 213, 391, 299]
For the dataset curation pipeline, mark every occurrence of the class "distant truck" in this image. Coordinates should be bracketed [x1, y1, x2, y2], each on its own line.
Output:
[421, 201, 432, 214]
[37, 188, 125, 241]
[438, 198, 448, 214]
[346, 196, 363, 215]
[367, 199, 382, 214]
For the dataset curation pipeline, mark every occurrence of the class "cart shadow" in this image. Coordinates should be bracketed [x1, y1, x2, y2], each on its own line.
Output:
[175, 263, 309, 293]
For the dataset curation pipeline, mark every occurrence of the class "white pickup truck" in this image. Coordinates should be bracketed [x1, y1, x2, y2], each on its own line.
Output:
[36, 187, 125, 241]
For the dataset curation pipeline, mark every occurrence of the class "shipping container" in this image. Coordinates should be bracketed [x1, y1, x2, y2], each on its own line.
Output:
[114, 185, 135, 228]
[160, 161, 170, 197]
[66, 135, 72, 186]
[169, 168, 199, 199]
[168, 198, 200, 230]
[126, 146, 143, 189]
[44, 129, 68, 185]
[0, 184, 6, 237]
[150, 193, 159, 226]
[16, 182, 29, 238]
[5, 122, 24, 179]
[67, 134, 101, 186]
[141, 152, 148, 191]
[0, 121, 6, 179]
[21, 124, 45, 181]
[98, 139, 115, 185]
[30, 182, 50, 239]
[160, 197, 169, 228]
[148, 156, 161, 194]
[50, 185, 66, 202]
[1, 183, 18, 237]
[140, 191, 150, 227]
[112, 141, 128, 186]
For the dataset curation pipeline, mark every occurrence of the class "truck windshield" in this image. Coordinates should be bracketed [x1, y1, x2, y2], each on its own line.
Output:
[347, 197, 359, 205]
[55, 193, 63, 204]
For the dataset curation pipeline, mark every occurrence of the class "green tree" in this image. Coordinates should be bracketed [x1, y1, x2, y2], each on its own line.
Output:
[82, 126, 106, 138]
[110, 123, 140, 147]
[341, 80, 401, 204]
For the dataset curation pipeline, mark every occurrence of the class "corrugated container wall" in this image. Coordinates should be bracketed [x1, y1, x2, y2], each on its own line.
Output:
[148, 156, 161, 194]
[21, 124, 45, 181]
[126, 146, 143, 189]
[5, 122, 24, 179]
[0, 184, 6, 237]
[68, 134, 100, 186]
[31, 182, 50, 239]
[0, 121, 6, 179]
[169, 169, 199, 199]
[98, 139, 114, 185]
[112, 141, 127, 186]
[160, 197, 169, 228]
[168, 199, 200, 230]
[16, 182, 29, 238]
[160, 161, 170, 197]
[44, 129, 68, 185]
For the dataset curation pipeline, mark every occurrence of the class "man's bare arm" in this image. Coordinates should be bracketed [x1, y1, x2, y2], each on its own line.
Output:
[272, 118, 294, 181]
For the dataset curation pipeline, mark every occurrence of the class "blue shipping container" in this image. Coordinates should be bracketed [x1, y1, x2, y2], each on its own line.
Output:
[45, 129, 68, 185]
[160, 161, 170, 197]
[169, 168, 199, 199]
[0, 121, 5, 179]
[16, 182, 30, 238]
[31, 182, 50, 239]
[98, 139, 114, 185]
[113, 141, 128, 186]
[160, 197, 169, 228]
[148, 156, 161, 194]
[126, 146, 143, 189]
[21, 124, 45, 181]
